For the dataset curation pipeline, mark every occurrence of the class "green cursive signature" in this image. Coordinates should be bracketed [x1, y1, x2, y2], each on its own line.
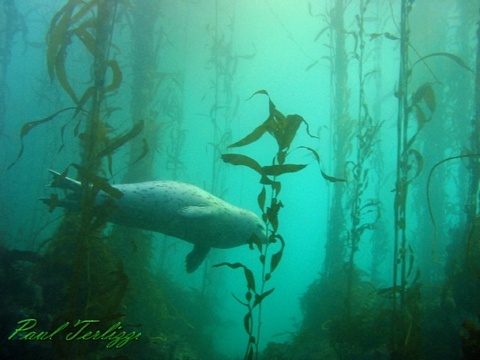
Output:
[8, 318, 141, 349]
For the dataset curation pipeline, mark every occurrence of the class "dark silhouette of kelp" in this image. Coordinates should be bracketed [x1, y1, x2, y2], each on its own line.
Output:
[218, 90, 339, 360]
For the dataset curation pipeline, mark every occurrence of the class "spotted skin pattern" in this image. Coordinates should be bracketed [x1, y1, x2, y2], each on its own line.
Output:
[47, 171, 266, 272]
[99, 181, 266, 250]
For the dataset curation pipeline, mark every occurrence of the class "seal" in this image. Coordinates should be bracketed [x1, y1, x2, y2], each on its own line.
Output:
[43, 170, 266, 273]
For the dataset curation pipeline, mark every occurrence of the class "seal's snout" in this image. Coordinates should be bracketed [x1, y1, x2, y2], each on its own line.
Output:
[254, 221, 268, 244]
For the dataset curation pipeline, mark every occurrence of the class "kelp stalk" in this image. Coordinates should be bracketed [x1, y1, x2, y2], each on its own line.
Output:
[67, 0, 119, 320]
[220, 92, 319, 360]
[0, 0, 24, 137]
[38, 1, 128, 358]
[81, 0, 118, 171]
[393, 0, 410, 313]
[345, 0, 380, 317]
[466, 9, 480, 219]
[323, 0, 350, 278]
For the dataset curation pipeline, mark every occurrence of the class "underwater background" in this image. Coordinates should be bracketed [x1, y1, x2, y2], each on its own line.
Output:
[1, 0, 480, 359]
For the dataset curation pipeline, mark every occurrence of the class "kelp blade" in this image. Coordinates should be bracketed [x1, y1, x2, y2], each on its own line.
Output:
[8, 107, 77, 170]
[221, 153, 263, 174]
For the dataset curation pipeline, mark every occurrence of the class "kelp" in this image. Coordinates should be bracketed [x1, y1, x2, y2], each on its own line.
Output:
[214, 260, 275, 360]
[0, 1, 27, 138]
[46, 0, 123, 109]
[7, 107, 79, 170]
[204, 3, 253, 210]
[336, 0, 383, 324]
[426, 154, 480, 259]
[9, 0, 127, 173]
[35, 2, 131, 358]
[47, 0, 96, 101]
[95, 120, 144, 176]
[8, 112, 144, 180]
[412, 52, 473, 73]
[218, 92, 338, 360]
[131, 138, 150, 166]
[37, 213, 131, 358]
[391, 1, 472, 326]
[386, 1, 474, 356]
[222, 90, 342, 184]
[42, 165, 124, 218]
[228, 90, 317, 165]
[71, 163, 123, 199]
[390, 3, 421, 354]
[221, 153, 307, 177]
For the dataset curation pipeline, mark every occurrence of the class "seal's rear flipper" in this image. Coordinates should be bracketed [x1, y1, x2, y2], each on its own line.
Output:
[186, 244, 210, 273]
[41, 170, 82, 211]
[48, 169, 81, 192]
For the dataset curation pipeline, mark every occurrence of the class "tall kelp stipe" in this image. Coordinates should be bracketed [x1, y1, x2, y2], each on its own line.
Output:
[0, 0, 26, 142]
[217, 91, 340, 360]
[205, 0, 237, 195]
[343, 0, 382, 319]
[389, 0, 473, 357]
[301, 2, 384, 357]
[7, 1, 143, 358]
[105, 0, 165, 356]
[46, 1, 131, 358]
[201, 0, 243, 295]
[321, 0, 352, 279]
[429, 14, 480, 359]
[271, 1, 477, 359]
[106, 3, 220, 358]
[390, 1, 436, 356]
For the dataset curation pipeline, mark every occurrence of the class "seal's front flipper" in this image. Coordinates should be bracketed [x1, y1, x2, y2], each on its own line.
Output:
[186, 244, 210, 273]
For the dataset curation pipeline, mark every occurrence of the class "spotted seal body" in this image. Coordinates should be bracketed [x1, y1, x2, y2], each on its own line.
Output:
[45, 170, 266, 273]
